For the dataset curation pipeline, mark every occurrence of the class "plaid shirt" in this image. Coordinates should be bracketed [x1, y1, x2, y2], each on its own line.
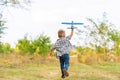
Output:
[51, 36, 73, 57]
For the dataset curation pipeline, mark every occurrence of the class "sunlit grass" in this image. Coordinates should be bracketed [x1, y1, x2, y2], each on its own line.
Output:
[0, 54, 120, 80]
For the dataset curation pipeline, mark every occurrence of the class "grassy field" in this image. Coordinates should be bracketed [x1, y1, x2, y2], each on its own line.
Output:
[0, 54, 120, 80]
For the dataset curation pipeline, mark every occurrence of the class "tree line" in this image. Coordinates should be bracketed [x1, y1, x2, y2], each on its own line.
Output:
[0, 1, 120, 58]
[0, 13, 120, 57]
[0, 34, 52, 55]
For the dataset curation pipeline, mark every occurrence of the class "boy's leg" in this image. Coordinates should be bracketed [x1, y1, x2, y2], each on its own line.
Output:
[62, 54, 69, 77]
[59, 56, 65, 78]
[64, 54, 70, 70]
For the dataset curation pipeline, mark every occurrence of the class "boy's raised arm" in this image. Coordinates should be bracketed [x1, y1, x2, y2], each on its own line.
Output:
[69, 29, 74, 38]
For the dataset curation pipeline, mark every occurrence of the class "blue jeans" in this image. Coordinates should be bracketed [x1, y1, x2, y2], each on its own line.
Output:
[59, 54, 70, 76]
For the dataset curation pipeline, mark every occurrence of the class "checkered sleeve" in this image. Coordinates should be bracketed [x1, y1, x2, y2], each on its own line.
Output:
[51, 43, 56, 51]
[66, 36, 71, 40]
[51, 40, 59, 51]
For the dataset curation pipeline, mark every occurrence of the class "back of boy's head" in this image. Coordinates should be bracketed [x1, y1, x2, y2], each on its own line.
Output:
[58, 29, 65, 38]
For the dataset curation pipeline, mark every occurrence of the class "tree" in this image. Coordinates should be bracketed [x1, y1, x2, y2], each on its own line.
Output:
[15, 34, 52, 55]
[2, 42, 12, 53]
[0, 0, 31, 39]
[108, 30, 120, 55]
[76, 13, 115, 54]
[0, 0, 31, 6]
[0, 42, 3, 53]
[31, 34, 52, 55]
[16, 35, 32, 54]
[0, 0, 32, 54]
[0, 18, 7, 39]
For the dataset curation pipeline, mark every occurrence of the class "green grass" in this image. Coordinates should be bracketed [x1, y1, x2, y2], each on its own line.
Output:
[0, 55, 120, 80]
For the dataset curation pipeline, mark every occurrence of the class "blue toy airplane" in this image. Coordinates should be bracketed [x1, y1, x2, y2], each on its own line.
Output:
[61, 21, 84, 29]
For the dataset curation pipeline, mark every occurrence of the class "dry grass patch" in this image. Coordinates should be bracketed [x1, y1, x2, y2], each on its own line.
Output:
[0, 54, 120, 80]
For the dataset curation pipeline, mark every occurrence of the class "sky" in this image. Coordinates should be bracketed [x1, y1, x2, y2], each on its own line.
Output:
[1, 0, 120, 47]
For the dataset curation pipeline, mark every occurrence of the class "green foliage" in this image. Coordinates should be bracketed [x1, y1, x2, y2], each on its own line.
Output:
[0, 42, 3, 53]
[76, 46, 83, 52]
[107, 30, 120, 42]
[87, 18, 110, 48]
[75, 13, 120, 63]
[0, 19, 7, 39]
[76, 13, 115, 54]
[95, 45, 103, 53]
[0, 18, 7, 53]
[108, 30, 120, 55]
[16, 34, 52, 55]
[0, 0, 31, 6]
[16, 36, 32, 54]
[2, 43, 12, 53]
[31, 34, 52, 55]
[0, 42, 12, 53]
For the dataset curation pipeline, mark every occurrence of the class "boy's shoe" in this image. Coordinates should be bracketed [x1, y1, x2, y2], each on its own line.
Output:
[62, 69, 69, 77]
[61, 75, 65, 78]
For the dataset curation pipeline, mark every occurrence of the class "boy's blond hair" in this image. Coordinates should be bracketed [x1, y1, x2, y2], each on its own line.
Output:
[58, 29, 65, 38]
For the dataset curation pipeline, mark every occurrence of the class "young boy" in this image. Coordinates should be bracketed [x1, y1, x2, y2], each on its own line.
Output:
[49, 29, 74, 78]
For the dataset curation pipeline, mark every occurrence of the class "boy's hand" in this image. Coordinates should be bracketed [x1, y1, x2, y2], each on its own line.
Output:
[49, 51, 53, 56]
[70, 29, 74, 38]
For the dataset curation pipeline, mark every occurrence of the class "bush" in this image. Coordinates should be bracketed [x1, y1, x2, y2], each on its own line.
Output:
[15, 34, 52, 55]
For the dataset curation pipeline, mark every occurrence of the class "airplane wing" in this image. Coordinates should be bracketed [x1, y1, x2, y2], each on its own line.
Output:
[67, 27, 77, 29]
[61, 22, 84, 25]
[61, 22, 72, 25]
[72, 23, 84, 25]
